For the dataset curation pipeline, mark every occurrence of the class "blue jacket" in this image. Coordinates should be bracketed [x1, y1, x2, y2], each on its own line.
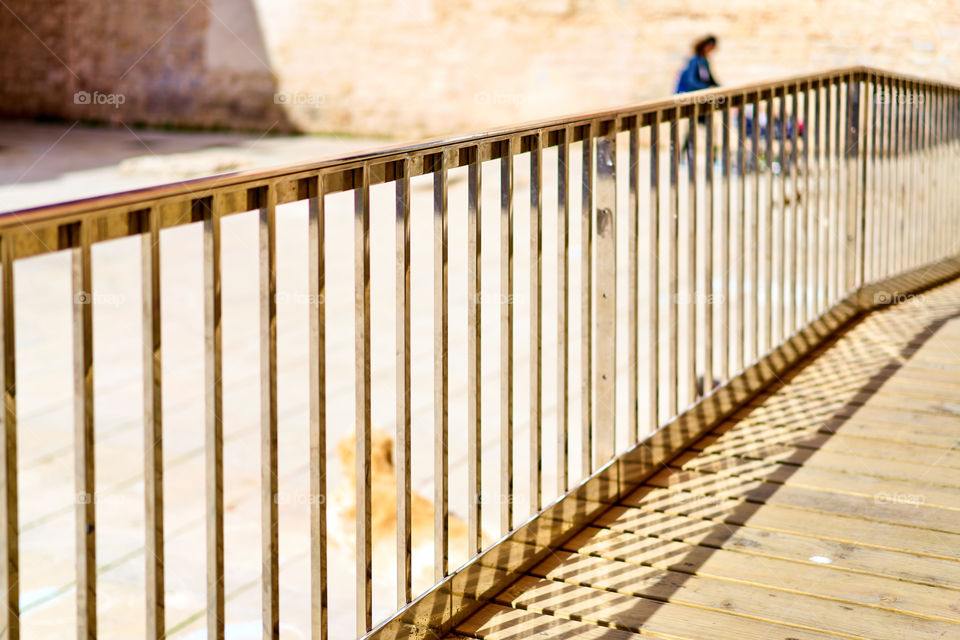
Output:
[676, 56, 718, 93]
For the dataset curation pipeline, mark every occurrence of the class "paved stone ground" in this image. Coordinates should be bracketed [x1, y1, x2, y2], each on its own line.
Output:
[0, 120, 391, 213]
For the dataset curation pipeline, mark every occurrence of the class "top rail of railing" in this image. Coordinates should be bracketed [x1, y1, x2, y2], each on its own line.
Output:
[1, 66, 953, 232]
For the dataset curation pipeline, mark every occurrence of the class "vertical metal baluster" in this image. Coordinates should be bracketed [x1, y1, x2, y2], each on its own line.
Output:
[892, 77, 900, 273]
[72, 221, 96, 640]
[812, 81, 821, 315]
[668, 114, 680, 416]
[943, 85, 950, 256]
[0, 235, 18, 640]
[864, 74, 872, 281]
[751, 93, 760, 361]
[687, 106, 698, 403]
[924, 82, 931, 261]
[595, 124, 616, 465]
[845, 76, 861, 294]
[202, 198, 225, 640]
[939, 83, 945, 258]
[824, 80, 834, 304]
[932, 83, 938, 259]
[468, 148, 482, 551]
[648, 113, 660, 432]
[581, 126, 594, 474]
[879, 78, 888, 278]
[703, 102, 714, 394]
[911, 80, 919, 269]
[557, 129, 570, 492]
[875, 79, 885, 278]
[778, 87, 788, 341]
[258, 185, 280, 640]
[801, 82, 810, 322]
[433, 155, 448, 581]
[835, 78, 845, 298]
[948, 86, 953, 253]
[921, 82, 928, 262]
[949, 88, 955, 253]
[952, 89, 958, 251]
[887, 77, 895, 276]
[902, 78, 910, 273]
[789, 86, 799, 333]
[530, 135, 542, 511]
[142, 209, 164, 640]
[500, 140, 514, 534]
[906, 79, 914, 270]
[307, 177, 329, 637]
[925, 84, 933, 262]
[627, 122, 639, 444]
[870, 76, 880, 279]
[394, 163, 411, 606]
[859, 75, 870, 288]
[934, 85, 943, 260]
[954, 88, 959, 251]
[930, 83, 937, 260]
[907, 80, 916, 268]
[736, 98, 746, 371]
[356, 168, 373, 635]
[947, 89, 960, 254]
[921, 82, 929, 263]
[765, 91, 774, 352]
[720, 103, 730, 380]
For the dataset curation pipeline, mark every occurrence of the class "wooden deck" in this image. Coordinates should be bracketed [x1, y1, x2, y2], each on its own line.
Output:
[449, 277, 960, 640]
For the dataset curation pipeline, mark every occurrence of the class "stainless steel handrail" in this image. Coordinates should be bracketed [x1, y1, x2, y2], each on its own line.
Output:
[0, 66, 957, 640]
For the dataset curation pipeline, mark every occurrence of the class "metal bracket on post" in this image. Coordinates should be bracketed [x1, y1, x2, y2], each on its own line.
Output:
[594, 122, 616, 467]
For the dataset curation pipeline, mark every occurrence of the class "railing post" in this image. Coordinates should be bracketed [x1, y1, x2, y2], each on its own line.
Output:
[845, 74, 862, 297]
[0, 234, 18, 640]
[594, 121, 616, 466]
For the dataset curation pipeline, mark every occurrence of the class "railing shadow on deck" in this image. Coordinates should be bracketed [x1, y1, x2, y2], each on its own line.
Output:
[508, 282, 960, 637]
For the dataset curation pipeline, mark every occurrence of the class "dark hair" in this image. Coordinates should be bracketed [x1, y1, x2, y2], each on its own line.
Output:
[694, 35, 717, 57]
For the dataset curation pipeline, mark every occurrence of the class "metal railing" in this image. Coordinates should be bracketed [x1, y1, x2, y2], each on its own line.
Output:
[0, 66, 958, 640]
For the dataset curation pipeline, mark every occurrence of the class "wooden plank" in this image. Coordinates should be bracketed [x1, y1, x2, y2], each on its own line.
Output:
[715, 408, 960, 445]
[455, 603, 643, 640]
[640, 469, 960, 535]
[531, 552, 960, 639]
[664, 451, 960, 509]
[730, 396, 960, 431]
[591, 509, 960, 591]
[562, 526, 960, 623]
[494, 576, 847, 640]
[695, 432, 960, 473]
[622, 485, 960, 560]
[675, 447, 960, 492]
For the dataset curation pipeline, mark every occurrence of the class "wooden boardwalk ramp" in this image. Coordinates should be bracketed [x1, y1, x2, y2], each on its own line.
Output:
[448, 277, 960, 640]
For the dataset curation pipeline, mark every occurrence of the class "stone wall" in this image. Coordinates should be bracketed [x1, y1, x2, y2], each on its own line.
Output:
[1, 0, 959, 138]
